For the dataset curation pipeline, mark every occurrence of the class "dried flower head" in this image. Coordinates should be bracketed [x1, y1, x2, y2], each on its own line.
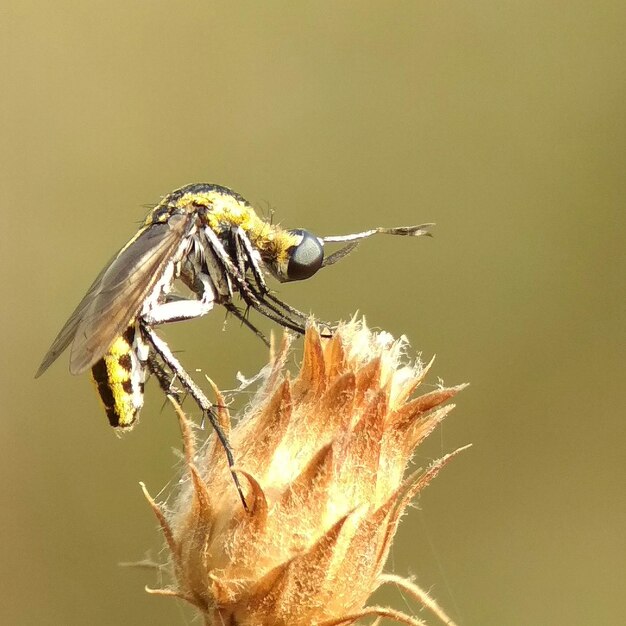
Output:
[143, 319, 467, 626]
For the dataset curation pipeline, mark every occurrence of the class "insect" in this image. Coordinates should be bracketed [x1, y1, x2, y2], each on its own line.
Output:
[36, 183, 432, 504]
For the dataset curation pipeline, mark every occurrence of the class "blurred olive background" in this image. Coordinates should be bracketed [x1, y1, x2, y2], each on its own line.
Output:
[1, 2, 624, 625]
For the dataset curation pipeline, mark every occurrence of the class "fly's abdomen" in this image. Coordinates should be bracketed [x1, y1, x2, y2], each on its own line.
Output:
[91, 326, 148, 428]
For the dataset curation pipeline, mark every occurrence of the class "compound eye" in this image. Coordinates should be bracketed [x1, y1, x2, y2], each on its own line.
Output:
[286, 229, 324, 281]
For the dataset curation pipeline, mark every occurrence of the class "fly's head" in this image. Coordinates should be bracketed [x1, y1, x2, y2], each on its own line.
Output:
[266, 228, 326, 283]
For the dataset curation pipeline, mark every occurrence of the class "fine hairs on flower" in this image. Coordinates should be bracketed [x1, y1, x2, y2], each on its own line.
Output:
[142, 318, 467, 626]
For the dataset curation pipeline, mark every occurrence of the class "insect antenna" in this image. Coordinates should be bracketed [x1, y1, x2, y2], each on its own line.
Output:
[322, 223, 434, 243]
[321, 223, 434, 267]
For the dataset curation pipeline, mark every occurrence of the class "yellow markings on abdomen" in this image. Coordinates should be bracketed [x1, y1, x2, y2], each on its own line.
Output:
[91, 326, 146, 428]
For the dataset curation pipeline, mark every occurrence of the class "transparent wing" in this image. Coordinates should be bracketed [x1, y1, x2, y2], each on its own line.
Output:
[36, 214, 192, 377]
[35, 262, 111, 378]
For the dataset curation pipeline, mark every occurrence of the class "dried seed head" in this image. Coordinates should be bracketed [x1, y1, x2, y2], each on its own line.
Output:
[143, 319, 467, 626]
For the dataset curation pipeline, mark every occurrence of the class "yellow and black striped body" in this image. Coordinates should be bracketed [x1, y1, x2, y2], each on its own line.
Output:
[91, 325, 148, 428]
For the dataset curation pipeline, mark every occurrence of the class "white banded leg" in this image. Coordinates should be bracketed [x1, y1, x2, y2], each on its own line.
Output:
[141, 274, 215, 326]
[230, 226, 323, 332]
[140, 323, 247, 510]
[202, 226, 308, 333]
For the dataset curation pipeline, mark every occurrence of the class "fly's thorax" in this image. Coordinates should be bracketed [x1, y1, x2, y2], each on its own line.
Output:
[91, 324, 148, 428]
[144, 183, 326, 283]
[146, 183, 257, 230]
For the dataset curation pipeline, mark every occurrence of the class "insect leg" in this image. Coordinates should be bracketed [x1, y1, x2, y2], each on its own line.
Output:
[202, 227, 308, 333]
[140, 323, 248, 511]
[230, 227, 336, 335]
[141, 273, 215, 326]
[230, 227, 326, 329]
[235, 278, 308, 334]
[223, 302, 270, 347]
[230, 227, 315, 325]
[264, 291, 313, 324]
[230, 226, 269, 295]
[146, 352, 183, 404]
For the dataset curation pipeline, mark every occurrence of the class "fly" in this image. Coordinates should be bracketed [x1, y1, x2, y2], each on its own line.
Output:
[35, 183, 433, 506]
